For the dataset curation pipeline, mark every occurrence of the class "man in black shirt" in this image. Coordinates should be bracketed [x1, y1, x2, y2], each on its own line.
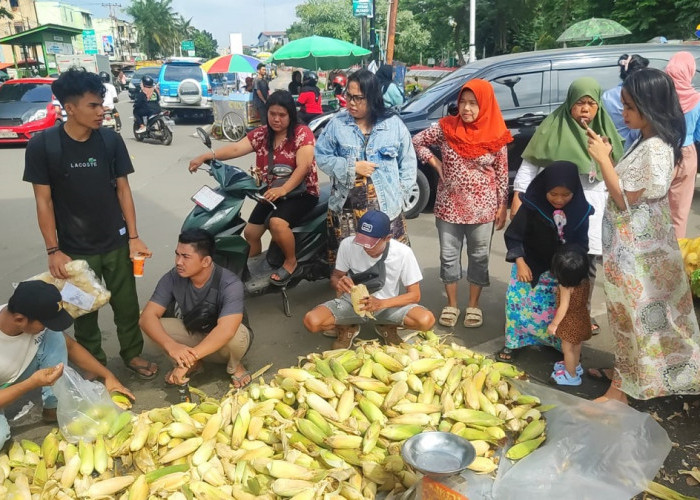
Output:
[252, 63, 269, 125]
[23, 68, 158, 380]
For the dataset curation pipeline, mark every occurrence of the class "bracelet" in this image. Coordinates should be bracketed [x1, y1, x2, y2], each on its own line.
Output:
[47, 248, 59, 255]
[128, 235, 139, 240]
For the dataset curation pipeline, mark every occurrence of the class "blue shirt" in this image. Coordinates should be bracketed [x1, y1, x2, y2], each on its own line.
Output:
[315, 110, 417, 219]
[682, 101, 700, 147]
[601, 83, 639, 151]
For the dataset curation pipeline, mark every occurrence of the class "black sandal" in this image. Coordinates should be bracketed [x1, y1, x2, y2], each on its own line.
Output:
[270, 265, 299, 286]
[496, 347, 516, 363]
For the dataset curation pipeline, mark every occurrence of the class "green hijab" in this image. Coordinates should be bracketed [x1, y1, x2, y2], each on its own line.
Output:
[521, 77, 624, 181]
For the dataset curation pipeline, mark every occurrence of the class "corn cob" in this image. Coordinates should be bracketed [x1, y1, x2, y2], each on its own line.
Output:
[306, 393, 340, 421]
[467, 456, 498, 474]
[86, 475, 135, 497]
[444, 409, 504, 426]
[159, 437, 203, 463]
[78, 439, 93, 476]
[270, 478, 316, 497]
[41, 433, 59, 469]
[516, 419, 546, 443]
[379, 424, 423, 441]
[325, 434, 363, 449]
[506, 435, 546, 460]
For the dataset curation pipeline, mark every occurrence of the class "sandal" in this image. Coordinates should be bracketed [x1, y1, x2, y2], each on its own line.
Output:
[270, 264, 299, 287]
[591, 318, 600, 336]
[126, 358, 158, 380]
[464, 307, 483, 328]
[438, 306, 460, 327]
[230, 366, 252, 390]
[496, 347, 516, 363]
[587, 367, 614, 382]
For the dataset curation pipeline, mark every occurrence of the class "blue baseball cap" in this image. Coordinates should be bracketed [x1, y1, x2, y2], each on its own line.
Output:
[354, 210, 391, 248]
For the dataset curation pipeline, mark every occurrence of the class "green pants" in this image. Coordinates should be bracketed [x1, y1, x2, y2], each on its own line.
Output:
[67, 245, 143, 365]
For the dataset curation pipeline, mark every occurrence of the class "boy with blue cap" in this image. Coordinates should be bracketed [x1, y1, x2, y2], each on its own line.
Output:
[304, 210, 435, 348]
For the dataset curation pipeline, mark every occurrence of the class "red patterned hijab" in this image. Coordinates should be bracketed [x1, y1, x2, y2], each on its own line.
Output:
[439, 79, 513, 159]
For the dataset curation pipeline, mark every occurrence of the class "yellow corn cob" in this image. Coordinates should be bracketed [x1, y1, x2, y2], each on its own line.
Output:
[199, 410, 223, 441]
[517, 419, 546, 443]
[312, 358, 334, 379]
[144, 463, 190, 483]
[303, 378, 335, 399]
[19, 439, 40, 456]
[357, 396, 388, 424]
[271, 478, 316, 497]
[190, 439, 215, 466]
[379, 424, 423, 441]
[369, 362, 389, 385]
[41, 433, 59, 469]
[93, 435, 108, 475]
[459, 428, 491, 441]
[107, 410, 133, 438]
[470, 440, 491, 457]
[148, 407, 173, 424]
[418, 377, 435, 404]
[306, 393, 340, 421]
[336, 388, 356, 421]
[198, 462, 227, 487]
[346, 375, 390, 393]
[444, 409, 504, 426]
[372, 351, 404, 372]
[364, 390, 385, 408]
[78, 439, 94, 476]
[388, 413, 432, 426]
[261, 387, 285, 401]
[441, 390, 456, 413]
[266, 460, 316, 481]
[467, 456, 498, 474]
[150, 471, 191, 492]
[362, 421, 381, 454]
[163, 422, 197, 439]
[190, 480, 232, 499]
[516, 395, 541, 405]
[277, 368, 314, 382]
[296, 418, 327, 446]
[382, 380, 409, 411]
[506, 435, 546, 460]
[32, 458, 48, 487]
[393, 402, 441, 414]
[86, 475, 135, 497]
[160, 437, 203, 463]
[343, 356, 364, 374]
[325, 434, 363, 449]
[478, 393, 497, 416]
[329, 358, 349, 381]
[231, 401, 251, 448]
[409, 358, 445, 375]
[127, 474, 148, 500]
[305, 409, 333, 437]
[60, 454, 81, 488]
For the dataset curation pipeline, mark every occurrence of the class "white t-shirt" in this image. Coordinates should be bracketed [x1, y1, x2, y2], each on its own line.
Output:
[103, 83, 118, 110]
[335, 238, 423, 300]
[0, 304, 45, 386]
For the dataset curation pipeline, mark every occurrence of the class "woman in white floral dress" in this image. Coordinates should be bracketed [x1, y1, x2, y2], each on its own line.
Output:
[587, 68, 700, 404]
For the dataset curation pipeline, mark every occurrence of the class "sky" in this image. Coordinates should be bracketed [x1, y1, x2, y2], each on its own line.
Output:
[67, 0, 305, 49]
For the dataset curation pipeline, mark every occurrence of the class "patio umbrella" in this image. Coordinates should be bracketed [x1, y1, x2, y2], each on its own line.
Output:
[557, 18, 631, 43]
[270, 35, 370, 70]
[256, 51, 273, 62]
[201, 54, 261, 74]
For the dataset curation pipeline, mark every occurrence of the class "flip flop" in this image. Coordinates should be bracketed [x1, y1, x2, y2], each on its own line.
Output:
[270, 265, 299, 287]
[496, 347, 516, 363]
[591, 318, 600, 335]
[126, 358, 158, 380]
[438, 306, 460, 327]
[464, 307, 483, 328]
[230, 368, 252, 390]
[587, 367, 614, 382]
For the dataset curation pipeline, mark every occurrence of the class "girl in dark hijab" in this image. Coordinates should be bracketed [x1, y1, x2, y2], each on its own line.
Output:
[376, 64, 403, 108]
[499, 161, 593, 362]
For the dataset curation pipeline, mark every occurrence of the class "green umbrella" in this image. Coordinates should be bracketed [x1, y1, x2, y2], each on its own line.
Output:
[557, 18, 631, 43]
[270, 35, 371, 70]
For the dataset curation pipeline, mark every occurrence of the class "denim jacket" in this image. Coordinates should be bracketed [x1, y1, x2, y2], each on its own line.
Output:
[315, 110, 417, 220]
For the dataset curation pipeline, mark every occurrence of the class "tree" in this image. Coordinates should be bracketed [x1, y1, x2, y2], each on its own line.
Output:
[126, 0, 180, 58]
[192, 28, 218, 60]
[393, 10, 430, 64]
[288, 0, 359, 43]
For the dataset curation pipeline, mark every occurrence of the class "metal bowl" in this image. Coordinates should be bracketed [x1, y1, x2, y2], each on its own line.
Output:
[401, 431, 476, 478]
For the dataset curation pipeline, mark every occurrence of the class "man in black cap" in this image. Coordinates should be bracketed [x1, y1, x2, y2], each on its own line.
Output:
[304, 210, 435, 348]
[0, 281, 133, 449]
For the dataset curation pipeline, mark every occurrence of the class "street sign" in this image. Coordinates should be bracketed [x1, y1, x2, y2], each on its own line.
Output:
[181, 40, 195, 52]
[352, 0, 373, 18]
[82, 29, 98, 55]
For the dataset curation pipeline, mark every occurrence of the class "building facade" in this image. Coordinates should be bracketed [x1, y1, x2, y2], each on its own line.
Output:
[0, 0, 39, 63]
[35, 0, 92, 53]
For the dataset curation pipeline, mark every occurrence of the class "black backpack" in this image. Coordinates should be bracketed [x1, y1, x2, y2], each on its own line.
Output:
[41, 124, 120, 186]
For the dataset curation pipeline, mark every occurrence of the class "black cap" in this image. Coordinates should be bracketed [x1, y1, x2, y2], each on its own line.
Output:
[8, 281, 74, 331]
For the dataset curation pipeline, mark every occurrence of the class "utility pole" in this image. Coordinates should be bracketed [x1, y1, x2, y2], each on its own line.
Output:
[369, 0, 377, 63]
[385, 0, 398, 64]
[468, 0, 476, 62]
[101, 2, 121, 60]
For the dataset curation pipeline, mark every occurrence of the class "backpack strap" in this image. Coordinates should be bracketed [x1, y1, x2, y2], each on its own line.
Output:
[97, 127, 119, 187]
[42, 124, 63, 177]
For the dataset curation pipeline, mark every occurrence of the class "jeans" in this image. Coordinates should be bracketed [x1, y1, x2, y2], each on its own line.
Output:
[0, 329, 67, 449]
[67, 245, 143, 365]
[436, 218, 494, 286]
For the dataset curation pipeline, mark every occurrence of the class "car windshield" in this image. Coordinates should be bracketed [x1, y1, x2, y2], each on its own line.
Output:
[134, 67, 160, 80]
[401, 67, 477, 113]
[0, 83, 52, 103]
[163, 65, 202, 82]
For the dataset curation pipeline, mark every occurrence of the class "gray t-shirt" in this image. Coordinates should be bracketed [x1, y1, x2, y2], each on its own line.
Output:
[149, 265, 244, 320]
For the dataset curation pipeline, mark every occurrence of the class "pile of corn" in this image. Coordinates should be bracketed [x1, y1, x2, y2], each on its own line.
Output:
[0, 332, 550, 499]
[678, 237, 700, 277]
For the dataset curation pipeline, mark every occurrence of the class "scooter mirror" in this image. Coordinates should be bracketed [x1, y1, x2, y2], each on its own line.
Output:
[196, 127, 212, 149]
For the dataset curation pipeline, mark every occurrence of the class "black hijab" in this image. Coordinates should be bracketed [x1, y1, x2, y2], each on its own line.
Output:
[520, 160, 592, 242]
[376, 64, 393, 94]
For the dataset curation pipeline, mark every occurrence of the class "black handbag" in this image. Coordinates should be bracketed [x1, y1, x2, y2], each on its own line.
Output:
[181, 266, 222, 334]
[266, 142, 306, 199]
[348, 241, 390, 293]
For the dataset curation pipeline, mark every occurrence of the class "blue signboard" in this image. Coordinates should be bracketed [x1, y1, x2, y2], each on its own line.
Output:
[353, 0, 373, 18]
[82, 29, 98, 55]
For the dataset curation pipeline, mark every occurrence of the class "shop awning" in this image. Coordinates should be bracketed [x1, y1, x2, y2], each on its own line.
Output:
[0, 24, 82, 46]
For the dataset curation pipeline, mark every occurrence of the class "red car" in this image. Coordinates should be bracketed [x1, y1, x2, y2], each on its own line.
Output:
[0, 77, 63, 144]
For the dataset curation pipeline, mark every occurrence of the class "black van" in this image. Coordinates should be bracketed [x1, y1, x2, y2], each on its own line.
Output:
[401, 43, 700, 218]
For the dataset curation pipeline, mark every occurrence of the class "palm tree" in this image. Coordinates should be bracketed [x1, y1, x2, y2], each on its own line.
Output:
[126, 0, 180, 58]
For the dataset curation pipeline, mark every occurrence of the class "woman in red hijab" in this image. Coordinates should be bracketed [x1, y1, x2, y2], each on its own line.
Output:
[413, 79, 512, 329]
[666, 51, 700, 238]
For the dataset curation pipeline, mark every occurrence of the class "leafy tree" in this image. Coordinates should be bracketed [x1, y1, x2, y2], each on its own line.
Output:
[393, 10, 430, 64]
[192, 28, 219, 59]
[288, 0, 360, 43]
[126, 0, 180, 58]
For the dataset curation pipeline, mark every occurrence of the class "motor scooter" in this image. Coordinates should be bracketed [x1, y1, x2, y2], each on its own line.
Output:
[102, 109, 120, 132]
[133, 111, 174, 145]
[182, 127, 330, 315]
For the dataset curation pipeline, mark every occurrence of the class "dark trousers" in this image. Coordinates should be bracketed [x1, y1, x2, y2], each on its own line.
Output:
[66, 245, 143, 365]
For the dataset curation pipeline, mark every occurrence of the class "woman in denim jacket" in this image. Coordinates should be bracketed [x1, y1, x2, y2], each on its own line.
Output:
[315, 69, 417, 267]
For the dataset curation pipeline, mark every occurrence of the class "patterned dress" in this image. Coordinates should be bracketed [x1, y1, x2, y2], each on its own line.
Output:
[602, 137, 700, 399]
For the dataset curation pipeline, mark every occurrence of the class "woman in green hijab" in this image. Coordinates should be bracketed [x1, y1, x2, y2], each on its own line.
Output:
[508, 77, 623, 345]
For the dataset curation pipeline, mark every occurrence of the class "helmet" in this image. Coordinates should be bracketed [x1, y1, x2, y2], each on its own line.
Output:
[141, 75, 155, 88]
[303, 70, 318, 85]
[332, 74, 347, 87]
[99, 71, 111, 83]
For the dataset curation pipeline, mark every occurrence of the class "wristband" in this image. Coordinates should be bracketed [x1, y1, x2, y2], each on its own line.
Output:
[129, 235, 139, 240]
[47, 248, 59, 255]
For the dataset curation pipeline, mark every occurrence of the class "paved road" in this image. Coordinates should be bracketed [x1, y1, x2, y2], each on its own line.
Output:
[0, 88, 698, 497]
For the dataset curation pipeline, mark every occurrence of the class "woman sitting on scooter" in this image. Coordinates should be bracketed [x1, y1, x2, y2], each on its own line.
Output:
[188, 90, 320, 286]
[297, 71, 324, 124]
[133, 75, 161, 133]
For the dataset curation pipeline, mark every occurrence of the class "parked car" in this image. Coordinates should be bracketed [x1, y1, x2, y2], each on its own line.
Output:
[157, 60, 212, 121]
[128, 66, 161, 100]
[397, 43, 700, 218]
[0, 77, 62, 144]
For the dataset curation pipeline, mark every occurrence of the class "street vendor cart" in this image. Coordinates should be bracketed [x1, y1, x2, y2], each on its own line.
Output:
[211, 92, 260, 142]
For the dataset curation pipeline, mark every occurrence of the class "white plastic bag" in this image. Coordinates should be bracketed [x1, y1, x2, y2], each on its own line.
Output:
[53, 366, 122, 443]
[26, 260, 111, 318]
[455, 380, 672, 500]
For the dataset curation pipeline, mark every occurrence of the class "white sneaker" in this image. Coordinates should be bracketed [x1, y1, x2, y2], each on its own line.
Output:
[136, 125, 146, 133]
